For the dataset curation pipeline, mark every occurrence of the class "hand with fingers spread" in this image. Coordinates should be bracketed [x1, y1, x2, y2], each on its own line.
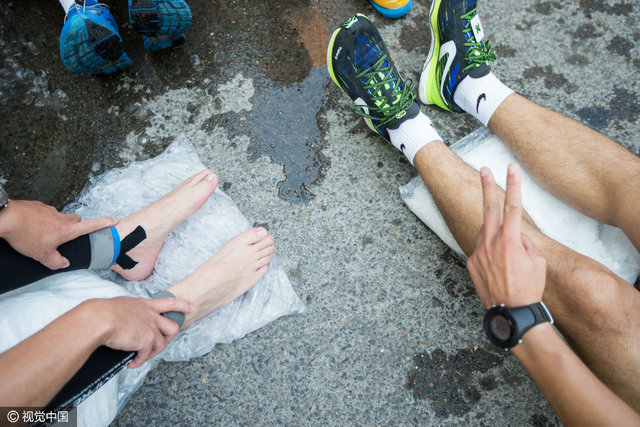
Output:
[93, 296, 193, 369]
[0, 200, 118, 270]
[466, 163, 547, 308]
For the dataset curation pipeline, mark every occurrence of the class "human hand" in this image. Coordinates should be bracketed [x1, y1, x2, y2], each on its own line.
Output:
[90, 296, 193, 369]
[0, 200, 118, 270]
[466, 164, 547, 308]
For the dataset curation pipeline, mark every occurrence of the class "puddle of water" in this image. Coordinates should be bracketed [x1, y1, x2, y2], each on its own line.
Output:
[246, 66, 330, 203]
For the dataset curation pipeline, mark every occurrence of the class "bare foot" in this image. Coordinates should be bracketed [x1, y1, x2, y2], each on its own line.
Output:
[111, 169, 218, 281]
[166, 227, 275, 329]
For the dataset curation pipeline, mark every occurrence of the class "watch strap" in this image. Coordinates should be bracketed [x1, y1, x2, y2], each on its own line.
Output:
[509, 302, 554, 344]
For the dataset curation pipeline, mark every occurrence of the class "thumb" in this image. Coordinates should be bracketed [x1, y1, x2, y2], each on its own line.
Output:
[67, 216, 119, 241]
[40, 251, 71, 270]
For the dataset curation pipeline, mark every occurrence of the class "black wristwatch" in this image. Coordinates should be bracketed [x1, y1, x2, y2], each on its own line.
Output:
[483, 302, 553, 350]
[0, 187, 8, 211]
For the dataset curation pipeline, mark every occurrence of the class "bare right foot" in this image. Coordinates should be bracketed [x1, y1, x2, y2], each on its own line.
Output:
[166, 227, 275, 329]
[111, 169, 218, 282]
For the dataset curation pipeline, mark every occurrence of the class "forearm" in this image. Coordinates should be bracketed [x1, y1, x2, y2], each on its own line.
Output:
[512, 324, 640, 425]
[0, 300, 109, 407]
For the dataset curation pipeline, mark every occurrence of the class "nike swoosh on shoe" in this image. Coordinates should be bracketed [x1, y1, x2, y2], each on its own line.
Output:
[439, 40, 457, 104]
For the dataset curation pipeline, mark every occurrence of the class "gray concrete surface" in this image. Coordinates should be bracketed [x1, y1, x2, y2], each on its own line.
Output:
[1, 0, 639, 425]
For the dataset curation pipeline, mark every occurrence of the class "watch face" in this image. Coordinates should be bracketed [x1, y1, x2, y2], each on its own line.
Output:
[489, 314, 511, 341]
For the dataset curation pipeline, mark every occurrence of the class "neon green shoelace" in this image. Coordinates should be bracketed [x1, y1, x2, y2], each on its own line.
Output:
[352, 55, 415, 126]
[461, 8, 496, 71]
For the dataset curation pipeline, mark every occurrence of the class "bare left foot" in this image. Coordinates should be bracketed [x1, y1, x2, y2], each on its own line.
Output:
[111, 169, 218, 281]
[167, 227, 275, 329]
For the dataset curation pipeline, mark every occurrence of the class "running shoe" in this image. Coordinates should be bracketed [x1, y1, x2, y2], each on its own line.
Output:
[370, 0, 412, 19]
[129, 0, 192, 52]
[418, 0, 496, 112]
[327, 14, 420, 141]
[59, 0, 132, 75]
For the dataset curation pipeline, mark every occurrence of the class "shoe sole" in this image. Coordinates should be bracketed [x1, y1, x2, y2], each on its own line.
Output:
[326, 14, 377, 133]
[418, 0, 449, 110]
[129, 0, 192, 36]
[61, 18, 131, 75]
[369, 0, 412, 19]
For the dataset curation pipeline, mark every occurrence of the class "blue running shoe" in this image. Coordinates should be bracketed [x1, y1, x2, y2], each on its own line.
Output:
[327, 14, 420, 141]
[59, 0, 132, 75]
[418, 0, 496, 111]
[129, 0, 192, 51]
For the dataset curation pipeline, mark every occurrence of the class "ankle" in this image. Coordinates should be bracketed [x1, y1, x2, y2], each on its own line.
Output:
[388, 111, 443, 165]
[453, 73, 514, 126]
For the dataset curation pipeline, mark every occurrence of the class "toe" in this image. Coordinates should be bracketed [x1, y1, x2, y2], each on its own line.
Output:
[256, 245, 275, 260]
[252, 234, 275, 251]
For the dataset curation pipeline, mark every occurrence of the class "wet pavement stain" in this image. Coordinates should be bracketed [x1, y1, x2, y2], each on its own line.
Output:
[406, 347, 504, 418]
[577, 106, 610, 131]
[607, 35, 635, 60]
[243, 4, 332, 203]
[522, 65, 574, 92]
[246, 66, 330, 203]
[577, 0, 634, 17]
[609, 87, 640, 122]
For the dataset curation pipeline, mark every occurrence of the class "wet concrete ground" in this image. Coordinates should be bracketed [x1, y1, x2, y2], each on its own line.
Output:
[1, 0, 639, 424]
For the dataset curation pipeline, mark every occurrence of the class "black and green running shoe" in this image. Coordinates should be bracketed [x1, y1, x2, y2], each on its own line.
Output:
[418, 0, 496, 112]
[327, 14, 420, 141]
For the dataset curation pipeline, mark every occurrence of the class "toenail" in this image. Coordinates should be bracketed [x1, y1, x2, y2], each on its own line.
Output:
[256, 228, 268, 237]
[207, 173, 215, 181]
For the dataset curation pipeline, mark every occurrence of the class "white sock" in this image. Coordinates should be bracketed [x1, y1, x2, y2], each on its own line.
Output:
[388, 112, 442, 165]
[59, 0, 76, 13]
[453, 73, 514, 126]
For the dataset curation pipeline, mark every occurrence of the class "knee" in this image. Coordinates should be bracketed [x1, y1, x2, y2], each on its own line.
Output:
[568, 267, 634, 333]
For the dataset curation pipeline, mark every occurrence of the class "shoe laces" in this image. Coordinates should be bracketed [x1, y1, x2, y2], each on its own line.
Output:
[460, 8, 496, 71]
[64, 1, 109, 23]
[352, 54, 416, 125]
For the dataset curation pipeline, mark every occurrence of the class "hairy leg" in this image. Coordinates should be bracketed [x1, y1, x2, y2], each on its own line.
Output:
[414, 142, 640, 410]
[167, 227, 275, 329]
[489, 94, 640, 251]
[111, 169, 218, 281]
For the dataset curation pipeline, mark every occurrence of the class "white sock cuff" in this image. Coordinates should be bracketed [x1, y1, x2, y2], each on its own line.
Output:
[388, 112, 442, 165]
[453, 73, 514, 126]
[59, 0, 76, 13]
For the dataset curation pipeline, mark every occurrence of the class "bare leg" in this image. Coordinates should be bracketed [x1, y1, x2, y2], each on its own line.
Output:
[111, 169, 219, 281]
[489, 94, 640, 250]
[414, 142, 640, 410]
[166, 227, 275, 329]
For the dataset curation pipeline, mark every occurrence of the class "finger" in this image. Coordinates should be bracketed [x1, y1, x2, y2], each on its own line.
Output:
[40, 251, 71, 270]
[148, 296, 193, 314]
[157, 315, 180, 341]
[148, 331, 169, 360]
[128, 348, 150, 369]
[480, 167, 501, 236]
[502, 163, 523, 240]
[66, 216, 119, 241]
